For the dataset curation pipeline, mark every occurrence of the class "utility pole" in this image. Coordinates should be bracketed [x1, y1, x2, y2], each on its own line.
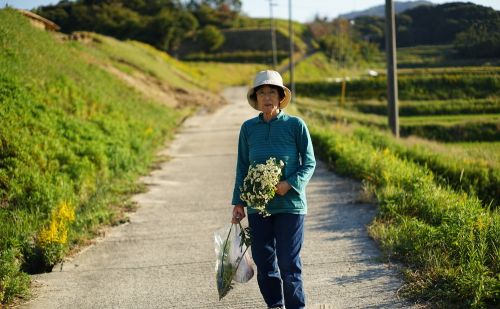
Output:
[338, 20, 347, 108]
[268, 0, 278, 69]
[385, 0, 399, 137]
[288, 0, 295, 102]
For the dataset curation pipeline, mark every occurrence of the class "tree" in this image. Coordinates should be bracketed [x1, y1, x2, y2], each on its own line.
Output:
[313, 18, 380, 66]
[198, 25, 225, 52]
[351, 2, 499, 48]
[187, 1, 240, 28]
[454, 18, 500, 58]
[93, 2, 143, 39]
[352, 16, 385, 47]
[195, 0, 242, 12]
[147, 9, 198, 51]
[36, 0, 199, 52]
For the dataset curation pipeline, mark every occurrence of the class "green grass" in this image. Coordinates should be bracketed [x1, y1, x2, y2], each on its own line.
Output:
[183, 50, 290, 66]
[185, 62, 265, 89]
[296, 73, 500, 100]
[296, 96, 499, 206]
[0, 9, 194, 304]
[308, 122, 499, 307]
[402, 140, 500, 173]
[76, 32, 263, 93]
[397, 45, 456, 67]
[398, 66, 500, 75]
[283, 52, 347, 82]
[296, 97, 500, 141]
[282, 52, 338, 82]
[352, 98, 500, 116]
[308, 99, 455, 128]
[444, 142, 500, 165]
[72, 32, 208, 91]
[396, 45, 500, 68]
[401, 113, 500, 125]
[238, 18, 309, 52]
[294, 60, 500, 142]
[351, 127, 500, 207]
[282, 51, 384, 83]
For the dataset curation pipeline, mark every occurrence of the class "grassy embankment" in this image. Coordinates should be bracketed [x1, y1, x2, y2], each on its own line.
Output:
[288, 45, 500, 307]
[0, 9, 261, 305]
[306, 123, 499, 307]
[0, 9, 182, 303]
[68, 31, 262, 98]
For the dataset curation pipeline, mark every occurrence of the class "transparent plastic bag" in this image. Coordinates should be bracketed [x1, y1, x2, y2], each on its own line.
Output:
[214, 223, 254, 300]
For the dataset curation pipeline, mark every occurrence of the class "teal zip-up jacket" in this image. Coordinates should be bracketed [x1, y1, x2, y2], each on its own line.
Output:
[232, 111, 316, 215]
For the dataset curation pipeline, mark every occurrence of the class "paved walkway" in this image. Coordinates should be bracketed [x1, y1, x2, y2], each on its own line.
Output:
[24, 87, 412, 308]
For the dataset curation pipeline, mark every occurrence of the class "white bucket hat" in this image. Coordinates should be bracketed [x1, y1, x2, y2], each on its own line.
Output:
[247, 70, 292, 110]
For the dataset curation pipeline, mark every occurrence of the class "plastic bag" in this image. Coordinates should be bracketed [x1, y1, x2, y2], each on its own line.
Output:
[214, 223, 254, 300]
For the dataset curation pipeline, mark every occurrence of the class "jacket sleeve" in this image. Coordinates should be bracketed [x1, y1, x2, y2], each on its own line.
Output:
[286, 118, 316, 193]
[232, 123, 249, 206]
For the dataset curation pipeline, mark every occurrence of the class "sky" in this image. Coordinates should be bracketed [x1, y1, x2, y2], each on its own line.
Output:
[1, 0, 499, 23]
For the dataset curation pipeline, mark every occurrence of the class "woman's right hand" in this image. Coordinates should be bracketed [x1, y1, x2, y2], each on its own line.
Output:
[231, 204, 246, 223]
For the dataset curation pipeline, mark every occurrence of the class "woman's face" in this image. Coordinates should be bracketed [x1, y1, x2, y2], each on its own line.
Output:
[256, 85, 280, 115]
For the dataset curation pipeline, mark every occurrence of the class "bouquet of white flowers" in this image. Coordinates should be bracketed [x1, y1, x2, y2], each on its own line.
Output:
[240, 157, 284, 217]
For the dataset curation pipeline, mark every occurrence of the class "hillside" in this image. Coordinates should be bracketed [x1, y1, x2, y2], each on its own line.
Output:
[339, 0, 432, 19]
[65, 32, 225, 110]
[176, 27, 301, 63]
[352, 1, 500, 54]
[0, 8, 261, 305]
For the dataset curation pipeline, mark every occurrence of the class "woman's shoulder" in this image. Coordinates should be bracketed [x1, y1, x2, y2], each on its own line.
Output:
[240, 115, 261, 131]
[282, 114, 307, 127]
[242, 115, 260, 126]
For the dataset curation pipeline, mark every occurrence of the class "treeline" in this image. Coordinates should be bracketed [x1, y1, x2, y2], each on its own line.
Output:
[34, 0, 500, 61]
[307, 18, 381, 66]
[35, 0, 245, 53]
[353, 2, 500, 58]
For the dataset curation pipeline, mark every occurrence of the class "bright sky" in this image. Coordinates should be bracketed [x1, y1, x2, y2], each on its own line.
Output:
[1, 0, 499, 23]
[242, 0, 500, 22]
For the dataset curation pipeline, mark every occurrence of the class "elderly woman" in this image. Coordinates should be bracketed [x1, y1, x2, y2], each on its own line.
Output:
[231, 70, 316, 309]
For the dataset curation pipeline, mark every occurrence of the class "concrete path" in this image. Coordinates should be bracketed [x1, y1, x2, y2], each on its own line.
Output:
[23, 87, 412, 309]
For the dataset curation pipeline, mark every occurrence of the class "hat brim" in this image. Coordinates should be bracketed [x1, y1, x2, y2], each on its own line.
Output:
[247, 85, 292, 111]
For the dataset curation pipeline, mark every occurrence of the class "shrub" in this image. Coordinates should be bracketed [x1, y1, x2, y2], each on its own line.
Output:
[454, 18, 500, 58]
[0, 9, 184, 304]
[198, 25, 225, 52]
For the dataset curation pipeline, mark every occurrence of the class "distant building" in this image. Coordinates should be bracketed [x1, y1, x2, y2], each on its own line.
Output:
[18, 9, 60, 31]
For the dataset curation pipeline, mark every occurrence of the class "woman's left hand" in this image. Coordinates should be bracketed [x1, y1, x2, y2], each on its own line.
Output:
[275, 181, 292, 196]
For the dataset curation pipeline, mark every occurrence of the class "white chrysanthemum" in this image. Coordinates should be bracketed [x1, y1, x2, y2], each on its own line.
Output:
[240, 157, 284, 217]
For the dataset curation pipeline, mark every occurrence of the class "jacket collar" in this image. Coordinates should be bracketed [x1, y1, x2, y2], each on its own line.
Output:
[257, 110, 285, 123]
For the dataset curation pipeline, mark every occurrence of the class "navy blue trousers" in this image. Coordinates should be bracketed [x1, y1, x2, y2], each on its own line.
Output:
[248, 213, 306, 309]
